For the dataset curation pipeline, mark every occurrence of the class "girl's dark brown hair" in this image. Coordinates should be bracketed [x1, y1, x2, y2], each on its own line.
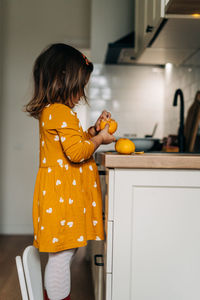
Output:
[23, 43, 93, 119]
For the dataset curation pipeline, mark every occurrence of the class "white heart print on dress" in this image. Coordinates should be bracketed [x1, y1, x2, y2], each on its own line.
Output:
[85, 140, 91, 145]
[34, 235, 37, 240]
[77, 235, 84, 242]
[67, 221, 73, 228]
[57, 159, 63, 167]
[59, 197, 64, 203]
[60, 220, 66, 226]
[56, 179, 61, 185]
[41, 226, 44, 230]
[93, 220, 98, 226]
[52, 237, 59, 243]
[61, 136, 66, 142]
[94, 182, 97, 188]
[65, 164, 68, 170]
[96, 236, 101, 240]
[49, 114, 52, 120]
[46, 208, 52, 213]
[89, 165, 93, 171]
[48, 167, 52, 173]
[83, 208, 86, 214]
[54, 135, 59, 141]
[42, 122, 44, 127]
[43, 190, 46, 196]
[69, 198, 73, 204]
[38, 217, 40, 222]
[79, 167, 82, 173]
[43, 157, 46, 163]
[61, 122, 67, 128]
[92, 201, 96, 207]
[42, 140, 44, 147]
[72, 179, 76, 186]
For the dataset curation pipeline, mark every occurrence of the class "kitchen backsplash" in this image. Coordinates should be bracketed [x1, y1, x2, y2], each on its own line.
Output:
[75, 63, 200, 150]
[76, 64, 165, 141]
[164, 64, 200, 137]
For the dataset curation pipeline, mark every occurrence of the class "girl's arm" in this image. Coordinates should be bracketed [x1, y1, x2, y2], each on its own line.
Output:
[49, 105, 95, 163]
[89, 124, 116, 151]
[49, 105, 115, 162]
[86, 110, 112, 137]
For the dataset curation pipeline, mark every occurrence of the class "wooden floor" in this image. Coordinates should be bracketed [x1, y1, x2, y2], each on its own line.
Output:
[0, 235, 95, 300]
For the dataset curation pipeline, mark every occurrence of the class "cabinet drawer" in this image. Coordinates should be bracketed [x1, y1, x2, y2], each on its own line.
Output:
[105, 273, 112, 300]
[105, 169, 114, 221]
[104, 220, 113, 273]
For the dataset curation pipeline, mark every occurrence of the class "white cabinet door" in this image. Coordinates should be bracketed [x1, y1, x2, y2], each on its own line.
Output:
[135, 0, 164, 56]
[112, 169, 200, 300]
[144, 0, 156, 43]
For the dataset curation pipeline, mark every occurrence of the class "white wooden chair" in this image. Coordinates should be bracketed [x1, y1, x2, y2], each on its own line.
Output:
[15, 245, 44, 300]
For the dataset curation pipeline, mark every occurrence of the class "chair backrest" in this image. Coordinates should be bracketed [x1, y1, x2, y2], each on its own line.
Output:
[22, 245, 44, 300]
[15, 256, 29, 300]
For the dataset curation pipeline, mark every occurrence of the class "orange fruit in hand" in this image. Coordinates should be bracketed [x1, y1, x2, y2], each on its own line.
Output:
[115, 138, 135, 154]
[100, 118, 118, 134]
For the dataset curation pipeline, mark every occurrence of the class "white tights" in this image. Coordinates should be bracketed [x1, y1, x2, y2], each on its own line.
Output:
[44, 248, 78, 300]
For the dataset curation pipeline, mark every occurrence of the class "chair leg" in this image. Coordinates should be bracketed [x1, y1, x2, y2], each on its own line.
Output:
[43, 289, 71, 300]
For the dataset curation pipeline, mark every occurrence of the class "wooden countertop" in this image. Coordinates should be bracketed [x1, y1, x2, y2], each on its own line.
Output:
[95, 152, 200, 169]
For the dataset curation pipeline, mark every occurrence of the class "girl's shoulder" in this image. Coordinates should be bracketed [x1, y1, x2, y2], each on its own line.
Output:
[43, 103, 77, 117]
[40, 102, 78, 128]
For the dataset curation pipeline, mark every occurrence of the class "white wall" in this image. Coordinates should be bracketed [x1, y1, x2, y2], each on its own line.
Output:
[164, 64, 200, 136]
[0, 0, 5, 234]
[0, 0, 91, 234]
[85, 64, 165, 151]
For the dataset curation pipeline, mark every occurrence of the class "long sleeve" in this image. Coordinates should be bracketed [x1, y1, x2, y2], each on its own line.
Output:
[49, 104, 95, 163]
[84, 128, 94, 139]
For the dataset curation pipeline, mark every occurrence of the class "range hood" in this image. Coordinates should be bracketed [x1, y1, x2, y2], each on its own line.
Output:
[105, 0, 200, 66]
[105, 32, 135, 64]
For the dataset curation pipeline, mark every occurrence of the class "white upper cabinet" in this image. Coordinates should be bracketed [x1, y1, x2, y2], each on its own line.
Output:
[134, 0, 200, 66]
[135, 0, 165, 58]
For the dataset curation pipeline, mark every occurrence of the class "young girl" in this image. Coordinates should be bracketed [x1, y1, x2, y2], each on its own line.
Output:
[23, 43, 116, 300]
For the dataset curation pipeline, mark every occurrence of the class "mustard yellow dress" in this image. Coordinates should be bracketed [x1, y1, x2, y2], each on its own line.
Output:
[32, 103, 105, 252]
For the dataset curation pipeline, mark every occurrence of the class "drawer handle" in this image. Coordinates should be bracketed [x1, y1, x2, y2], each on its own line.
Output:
[94, 254, 104, 266]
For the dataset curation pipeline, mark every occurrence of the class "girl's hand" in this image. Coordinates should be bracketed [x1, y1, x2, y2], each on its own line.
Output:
[95, 110, 111, 132]
[98, 124, 116, 144]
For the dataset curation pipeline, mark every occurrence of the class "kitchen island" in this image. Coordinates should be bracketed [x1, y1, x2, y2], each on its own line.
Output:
[96, 152, 200, 300]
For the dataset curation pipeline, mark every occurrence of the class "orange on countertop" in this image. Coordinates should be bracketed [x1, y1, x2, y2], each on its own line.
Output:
[100, 118, 118, 134]
[115, 138, 135, 154]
